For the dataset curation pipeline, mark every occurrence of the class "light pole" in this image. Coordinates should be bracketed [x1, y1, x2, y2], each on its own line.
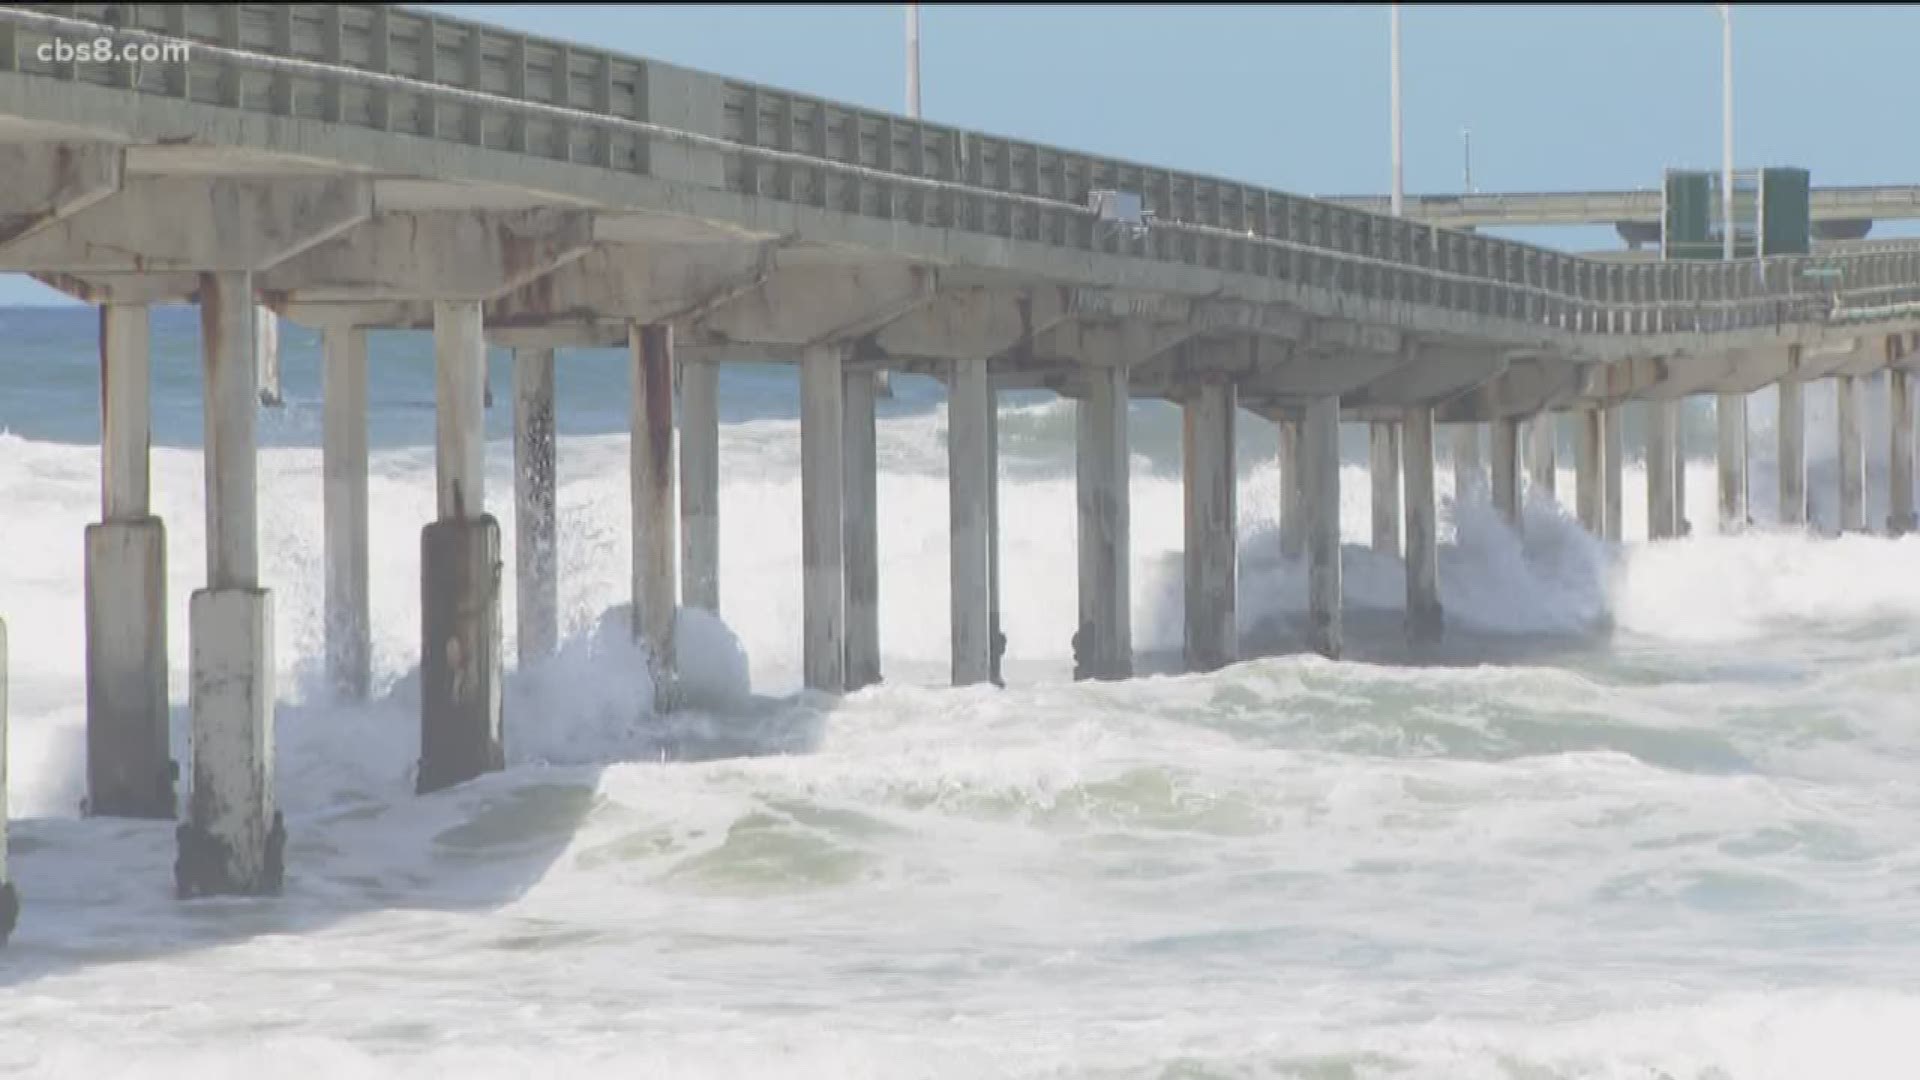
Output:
[1721, 3, 1733, 260]
[907, 2, 922, 119]
[1390, 3, 1403, 217]
[1461, 128, 1472, 194]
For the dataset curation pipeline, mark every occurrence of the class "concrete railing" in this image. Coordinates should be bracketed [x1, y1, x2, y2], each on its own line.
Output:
[1322, 185, 1920, 225]
[4, 3, 1920, 340]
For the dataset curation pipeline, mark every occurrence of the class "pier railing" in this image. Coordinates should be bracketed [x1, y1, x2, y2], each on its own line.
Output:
[4, 4, 1920, 339]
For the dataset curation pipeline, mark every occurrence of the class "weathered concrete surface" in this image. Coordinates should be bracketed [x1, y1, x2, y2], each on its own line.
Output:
[0, 176, 371, 272]
[1183, 382, 1237, 673]
[1, 617, 14, 945]
[1647, 399, 1679, 540]
[1404, 406, 1443, 646]
[801, 344, 847, 693]
[1528, 413, 1558, 500]
[1370, 421, 1401, 557]
[323, 324, 370, 699]
[1892, 369, 1914, 535]
[84, 519, 171, 819]
[99, 303, 150, 520]
[1603, 405, 1625, 541]
[0, 141, 122, 250]
[1276, 419, 1304, 559]
[679, 355, 721, 613]
[1076, 364, 1131, 680]
[949, 357, 993, 686]
[842, 366, 881, 691]
[417, 517, 505, 795]
[1575, 409, 1604, 535]
[1716, 392, 1748, 532]
[1304, 395, 1342, 660]
[630, 324, 678, 701]
[1779, 379, 1807, 527]
[512, 346, 557, 665]
[1838, 375, 1866, 533]
[199, 272, 260, 588]
[255, 306, 282, 407]
[433, 300, 487, 520]
[262, 209, 596, 302]
[1491, 418, 1521, 526]
[178, 587, 282, 899]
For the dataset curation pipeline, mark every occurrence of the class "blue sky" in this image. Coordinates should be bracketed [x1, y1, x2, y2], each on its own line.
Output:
[4, 3, 1917, 305]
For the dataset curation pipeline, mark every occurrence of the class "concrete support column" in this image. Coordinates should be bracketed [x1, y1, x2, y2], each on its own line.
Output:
[801, 345, 848, 693]
[1183, 383, 1238, 672]
[1529, 414, 1558, 500]
[323, 326, 371, 701]
[945, 355, 992, 687]
[1403, 405, 1443, 646]
[1838, 375, 1866, 533]
[1674, 401, 1689, 535]
[1075, 365, 1131, 680]
[1491, 417, 1521, 527]
[1303, 395, 1343, 660]
[177, 271, 281, 898]
[1647, 399, 1678, 540]
[1778, 379, 1806, 528]
[1369, 421, 1401, 556]
[0, 618, 14, 944]
[630, 325, 677, 701]
[255, 306, 282, 408]
[842, 366, 880, 691]
[1452, 423, 1484, 503]
[1716, 391, 1748, 533]
[1574, 409, 1603, 536]
[986, 394, 1004, 687]
[417, 300, 503, 797]
[1891, 369, 1914, 536]
[1276, 419, 1304, 559]
[948, 357, 993, 686]
[512, 346, 557, 666]
[1602, 405, 1625, 542]
[86, 302, 172, 819]
[679, 354, 720, 612]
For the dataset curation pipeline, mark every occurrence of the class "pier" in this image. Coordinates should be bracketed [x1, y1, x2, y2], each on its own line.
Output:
[1, 2, 1920, 935]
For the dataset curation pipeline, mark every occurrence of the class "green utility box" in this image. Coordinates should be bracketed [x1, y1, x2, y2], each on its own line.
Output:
[1662, 166, 1810, 259]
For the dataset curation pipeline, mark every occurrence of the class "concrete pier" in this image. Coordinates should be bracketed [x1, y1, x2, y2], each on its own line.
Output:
[842, 366, 881, 690]
[986, 396, 1004, 688]
[1304, 394, 1342, 660]
[1277, 418, 1304, 559]
[1647, 399, 1679, 540]
[1837, 375, 1866, 533]
[323, 325, 371, 699]
[0, 618, 12, 944]
[949, 357, 993, 685]
[1370, 421, 1401, 556]
[1892, 370, 1914, 536]
[1528, 413, 1557, 501]
[1716, 392, 1747, 532]
[801, 344, 847, 693]
[512, 346, 557, 665]
[1491, 418, 1521, 526]
[1779, 379, 1807, 527]
[1403, 406, 1443, 646]
[86, 302, 172, 818]
[1076, 365, 1131, 680]
[1603, 406, 1625, 542]
[679, 355, 721, 612]
[1183, 382, 1238, 672]
[417, 300, 503, 796]
[1575, 409, 1604, 535]
[177, 271, 281, 899]
[1452, 423, 1485, 503]
[630, 325, 677, 700]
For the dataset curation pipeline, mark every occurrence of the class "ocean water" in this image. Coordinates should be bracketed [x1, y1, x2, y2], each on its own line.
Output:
[3, 305, 1920, 1078]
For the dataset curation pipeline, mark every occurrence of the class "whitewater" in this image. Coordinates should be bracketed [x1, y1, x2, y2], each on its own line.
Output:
[4, 308, 1920, 1078]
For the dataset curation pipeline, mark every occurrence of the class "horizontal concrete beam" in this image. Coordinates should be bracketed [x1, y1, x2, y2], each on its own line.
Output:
[0, 142, 123, 248]
[685, 261, 935, 347]
[0, 176, 371, 272]
[488, 239, 775, 327]
[258, 208, 595, 302]
[1347, 344, 1508, 409]
[874, 286, 1072, 362]
[1438, 357, 1594, 422]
